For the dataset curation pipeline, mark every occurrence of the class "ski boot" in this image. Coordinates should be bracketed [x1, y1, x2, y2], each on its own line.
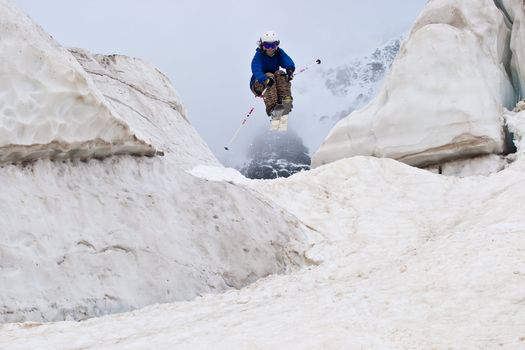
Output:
[281, 96, 293, 115]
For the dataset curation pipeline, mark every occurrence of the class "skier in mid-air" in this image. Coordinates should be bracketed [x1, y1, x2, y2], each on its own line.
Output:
[250, 31, 295, 117]
[224, 34, 319, 148]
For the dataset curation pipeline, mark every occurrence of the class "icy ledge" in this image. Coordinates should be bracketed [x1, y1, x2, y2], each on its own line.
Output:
[0, 0, 157, 163]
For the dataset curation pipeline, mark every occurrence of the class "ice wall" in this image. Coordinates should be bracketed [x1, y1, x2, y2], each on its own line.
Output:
[497, 0, 525, 99]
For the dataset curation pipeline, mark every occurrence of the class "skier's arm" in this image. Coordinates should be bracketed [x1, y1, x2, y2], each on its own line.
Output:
[278, 48, 295, 72]
[251, 52, 268, 84]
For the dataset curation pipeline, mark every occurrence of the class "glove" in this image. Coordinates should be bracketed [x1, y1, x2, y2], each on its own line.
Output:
[286, 69, 294, 81]
[265, 77, 275, 88]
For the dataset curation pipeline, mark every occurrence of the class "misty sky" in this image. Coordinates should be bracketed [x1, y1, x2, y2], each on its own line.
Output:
[12, 0, 426, 166]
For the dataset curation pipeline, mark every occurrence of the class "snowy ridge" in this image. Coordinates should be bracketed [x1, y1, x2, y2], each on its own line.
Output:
[0, 0, 156, 163]
[69, 51, 187, 119]
[70, 49, 219, 169]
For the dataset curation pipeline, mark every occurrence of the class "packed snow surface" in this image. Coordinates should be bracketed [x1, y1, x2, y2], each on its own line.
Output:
[2, 154, 525, 348]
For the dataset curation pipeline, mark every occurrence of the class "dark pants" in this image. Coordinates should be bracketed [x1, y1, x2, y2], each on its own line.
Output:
[251, 70, 292, 116]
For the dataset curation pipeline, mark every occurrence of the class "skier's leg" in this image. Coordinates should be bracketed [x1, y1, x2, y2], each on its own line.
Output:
[274, 70, 293, 113]
[250, 74, 278, 116]
[251, 81, 270, 116]
[262, 73, 278, 116]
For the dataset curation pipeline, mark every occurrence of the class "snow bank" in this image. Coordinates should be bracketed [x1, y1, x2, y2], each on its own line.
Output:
[312, 0, 515, 169]
[3, 155, 525, 348]
[0, 0, 156, 163]
[70, 49, 219, 169]
[0, 157, 310, 323]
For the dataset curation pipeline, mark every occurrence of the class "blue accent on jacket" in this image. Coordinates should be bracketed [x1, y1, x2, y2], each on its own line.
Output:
[250, 48, 295, 88]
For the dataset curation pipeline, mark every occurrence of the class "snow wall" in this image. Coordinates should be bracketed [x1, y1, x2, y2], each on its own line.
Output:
[312, 0, 525, 169]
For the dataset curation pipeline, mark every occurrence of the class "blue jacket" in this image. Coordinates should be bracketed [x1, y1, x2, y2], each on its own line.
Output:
[250, 48, 295, 88]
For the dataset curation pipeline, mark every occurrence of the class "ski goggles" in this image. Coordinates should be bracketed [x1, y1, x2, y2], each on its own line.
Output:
[262, 41, 279, 49]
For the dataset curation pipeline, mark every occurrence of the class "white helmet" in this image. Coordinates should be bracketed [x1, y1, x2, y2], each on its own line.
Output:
[258, 31, 280, 47]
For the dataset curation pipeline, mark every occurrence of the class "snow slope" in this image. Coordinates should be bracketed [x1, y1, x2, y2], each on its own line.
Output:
[0, 155, 311, 324]
[2, 152, 525, 348]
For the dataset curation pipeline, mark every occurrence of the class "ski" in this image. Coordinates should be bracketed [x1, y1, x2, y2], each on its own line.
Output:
[278, 114, 288, 131]
[269, 101, 292, 131]
[270, 104, 284, 131]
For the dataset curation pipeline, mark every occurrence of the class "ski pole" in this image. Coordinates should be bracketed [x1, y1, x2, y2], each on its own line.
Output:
[294, 58, 322, 76]
[223, 59, 321, 151]
[224, 89, 267, 151]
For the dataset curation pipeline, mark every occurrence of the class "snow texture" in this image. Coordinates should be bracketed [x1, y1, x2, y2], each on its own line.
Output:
[2, 154, 525, 348]
[68, 49, 219, 170]
[0, 0, 156, 163]
[312, 0, 517, 169]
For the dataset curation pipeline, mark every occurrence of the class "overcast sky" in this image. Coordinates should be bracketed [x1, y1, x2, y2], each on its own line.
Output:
[12, 0, 426, 166]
